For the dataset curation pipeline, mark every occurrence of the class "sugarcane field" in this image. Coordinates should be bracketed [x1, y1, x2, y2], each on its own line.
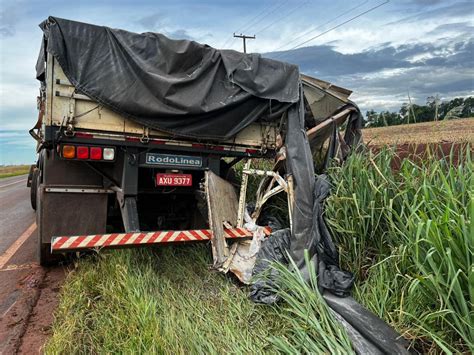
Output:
[0, 1, 472, 354]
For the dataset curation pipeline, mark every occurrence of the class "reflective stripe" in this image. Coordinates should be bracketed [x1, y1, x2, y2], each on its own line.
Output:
[51, 227, 271, 252]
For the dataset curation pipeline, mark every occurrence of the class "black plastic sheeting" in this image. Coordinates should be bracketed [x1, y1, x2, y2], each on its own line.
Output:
[250, 175, 354, 302]
[249, 228, 291, 304]
[36, 17, 298, 140]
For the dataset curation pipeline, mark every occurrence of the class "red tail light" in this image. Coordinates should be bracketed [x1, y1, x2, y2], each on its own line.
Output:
[76, 146, 89, 159]
[90, 147, 102, 160]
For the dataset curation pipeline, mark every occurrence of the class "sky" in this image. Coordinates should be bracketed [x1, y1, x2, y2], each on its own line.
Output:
[0, 0, 473, 164]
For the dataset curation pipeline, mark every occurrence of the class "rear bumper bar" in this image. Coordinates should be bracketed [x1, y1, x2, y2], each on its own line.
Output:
[51, 227, 271, 253]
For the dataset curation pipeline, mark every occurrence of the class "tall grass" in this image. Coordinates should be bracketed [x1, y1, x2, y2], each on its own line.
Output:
[266, 253, 354, 354]
[45, 246, 353, 354]
[325, 144, 473, 353]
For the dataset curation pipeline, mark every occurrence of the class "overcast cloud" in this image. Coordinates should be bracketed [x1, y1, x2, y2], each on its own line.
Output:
[0, 0, 472, 161]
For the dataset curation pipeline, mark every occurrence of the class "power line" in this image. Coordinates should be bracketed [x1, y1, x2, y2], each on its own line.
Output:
[273, 0, 369, 52]
[240, 0, 290, 34]
[220, 1, 287, 48]
[254, 1, 309, 36]
[274, 0, 389, 59]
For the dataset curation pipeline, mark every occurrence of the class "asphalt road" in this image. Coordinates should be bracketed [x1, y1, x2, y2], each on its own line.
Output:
[0, 174, 65, 354]
[0, 175, 34, 255]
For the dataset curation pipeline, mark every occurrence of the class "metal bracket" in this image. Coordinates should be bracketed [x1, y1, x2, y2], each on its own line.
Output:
[237, 164, 292, 229]
[117, 148, 140, 232]
[118, 195, 140, 232]
[140, 127, 150, 144]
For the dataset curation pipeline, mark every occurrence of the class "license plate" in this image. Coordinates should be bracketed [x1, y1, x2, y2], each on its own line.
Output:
[156, 173, 192, 186]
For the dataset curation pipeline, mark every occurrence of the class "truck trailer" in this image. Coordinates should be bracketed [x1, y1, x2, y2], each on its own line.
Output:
[29, 17, 359, 271]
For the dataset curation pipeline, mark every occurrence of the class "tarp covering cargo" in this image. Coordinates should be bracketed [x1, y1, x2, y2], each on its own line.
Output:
[36, 16, 298, 140]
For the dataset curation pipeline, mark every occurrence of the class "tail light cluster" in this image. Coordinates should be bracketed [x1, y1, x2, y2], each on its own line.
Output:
[61, 145, 115, 162]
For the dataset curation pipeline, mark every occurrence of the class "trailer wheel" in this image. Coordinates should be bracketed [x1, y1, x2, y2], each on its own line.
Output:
[36, 185, 63, 266]
[30, 168, 39, 210]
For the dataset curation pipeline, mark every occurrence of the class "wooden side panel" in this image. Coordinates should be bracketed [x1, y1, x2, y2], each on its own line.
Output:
[205, 171, 239, 267]
[47, 59, 278, 149]
[51, 60, 127, 132]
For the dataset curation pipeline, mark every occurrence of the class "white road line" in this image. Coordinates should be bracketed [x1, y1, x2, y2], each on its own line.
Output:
[0, 223, 37, 269]
[0, 178, 27, 189]
[2, 300, 17, 318]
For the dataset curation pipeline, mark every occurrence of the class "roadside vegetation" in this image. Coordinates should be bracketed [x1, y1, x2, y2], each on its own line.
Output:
[365, 96, 473, 127]
[45, 247, 352, 354]
[0, 165, 30, 179]
[46, 144, 472, 354]
[326, 145, 472, 353]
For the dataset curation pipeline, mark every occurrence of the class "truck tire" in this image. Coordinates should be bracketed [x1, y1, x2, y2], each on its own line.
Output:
[36, 185, 63, 266]
[27, 164, 35, 187]
[30, 168, 39, 210]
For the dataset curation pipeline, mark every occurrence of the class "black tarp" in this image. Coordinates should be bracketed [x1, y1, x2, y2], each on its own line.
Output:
[37, 17, 298, 140]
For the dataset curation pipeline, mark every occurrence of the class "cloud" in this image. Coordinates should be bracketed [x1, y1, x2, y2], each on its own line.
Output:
[0, 3, 19, 37]
[386, 1, 473, 26]
[166, 29, 194, 41]
[136, 12, 195, 41]
[427, 22, 474, 36]
[266, 34, 473, 112]
[137, 12, 163, 31]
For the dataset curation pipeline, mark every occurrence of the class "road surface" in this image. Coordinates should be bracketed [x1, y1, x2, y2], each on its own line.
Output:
[0, 174, 65, 354]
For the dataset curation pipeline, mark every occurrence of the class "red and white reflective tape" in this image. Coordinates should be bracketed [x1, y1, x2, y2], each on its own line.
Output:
[51, 226, 272, 252]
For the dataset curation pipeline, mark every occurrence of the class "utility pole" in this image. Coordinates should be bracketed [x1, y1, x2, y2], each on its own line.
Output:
[233, 33, 255, 53]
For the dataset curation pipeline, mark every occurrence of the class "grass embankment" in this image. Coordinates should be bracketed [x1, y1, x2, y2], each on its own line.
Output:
[0, 165, 30, 178]
[45, 247, 351, 353]
[46, 145, 472, 353]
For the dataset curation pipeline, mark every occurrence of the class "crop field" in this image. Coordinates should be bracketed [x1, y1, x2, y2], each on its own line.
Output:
[46, 144, 472, 354]
[0, 165, 30, 178]
[363, 117, 474, 145]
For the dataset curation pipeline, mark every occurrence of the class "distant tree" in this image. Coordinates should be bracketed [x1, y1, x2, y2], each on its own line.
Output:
[363, 96, 472, 128]
[461, 97, 474, 117]
[365, 110, 378, 127]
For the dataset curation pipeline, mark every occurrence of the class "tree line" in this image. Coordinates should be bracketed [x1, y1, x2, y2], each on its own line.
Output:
[365, 96, 474, 127]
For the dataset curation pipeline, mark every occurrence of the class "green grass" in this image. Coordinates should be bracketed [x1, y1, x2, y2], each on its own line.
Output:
[0, 165, 30, 178]
[45, 246, 353, 354]
[46, 144, 472, 353]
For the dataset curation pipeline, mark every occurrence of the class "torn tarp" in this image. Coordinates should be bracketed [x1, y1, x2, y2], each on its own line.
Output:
[250, 174, 354, 303]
